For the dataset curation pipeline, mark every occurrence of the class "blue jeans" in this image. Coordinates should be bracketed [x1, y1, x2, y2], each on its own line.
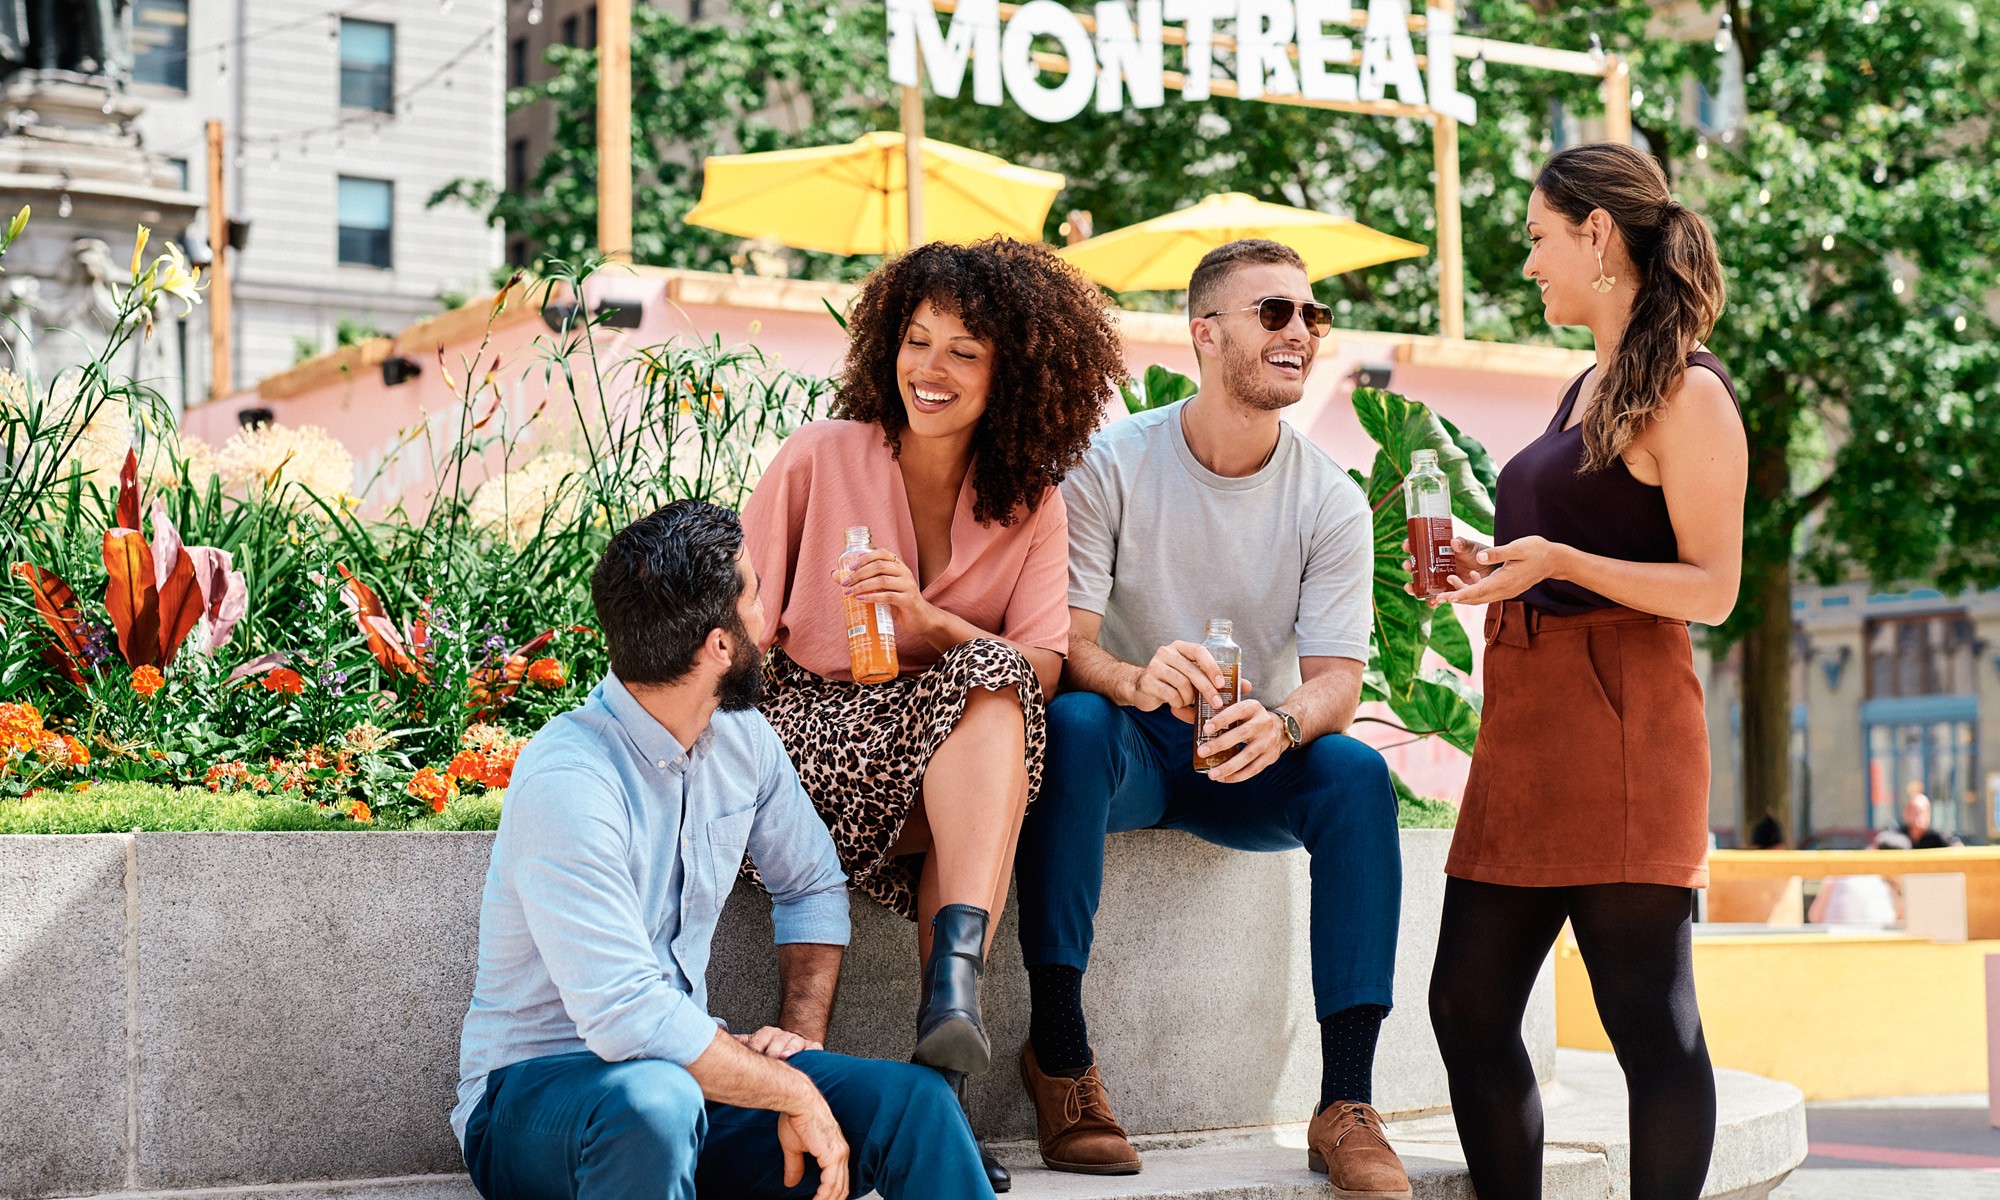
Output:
[462, 1049, 991, 1200]
[1016, 692, 1401, 1018]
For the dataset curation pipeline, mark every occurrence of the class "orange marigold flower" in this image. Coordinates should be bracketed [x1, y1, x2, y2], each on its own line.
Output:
[62, 735, 90, 767]
[204, 760, 250, 792]
[348, 799, 373, 823]
[446, 749, 486, 781]
[34, 731, 67, 761]
[250, 774, 273, 792]
[131, 666, 165, 698]
[407, 766, 457, 813]
[526, 657, 568, 689]
[261, 668, 305, 695]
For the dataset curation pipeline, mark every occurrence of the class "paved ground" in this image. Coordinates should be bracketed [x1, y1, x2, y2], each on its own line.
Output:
[1773, 1093, 2000, 1199]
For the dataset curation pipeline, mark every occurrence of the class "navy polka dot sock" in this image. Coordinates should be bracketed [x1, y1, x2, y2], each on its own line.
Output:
[1319, 1003, 1388, 1111]
[1027, 963, 1093, 1075]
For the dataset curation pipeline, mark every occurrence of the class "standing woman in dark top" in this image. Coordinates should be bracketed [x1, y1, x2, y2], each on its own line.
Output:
[1418, 142, 1747, 1200]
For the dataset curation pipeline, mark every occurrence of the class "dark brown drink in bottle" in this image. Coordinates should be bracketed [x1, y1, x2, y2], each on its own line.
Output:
[1193, 619, 1243, 773]
[1407, 514, 1458, 597]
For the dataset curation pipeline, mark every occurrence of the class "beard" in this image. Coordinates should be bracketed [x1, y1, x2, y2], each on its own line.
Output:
[714, 617, 766, 712]
[1218, 330, 1306, 412]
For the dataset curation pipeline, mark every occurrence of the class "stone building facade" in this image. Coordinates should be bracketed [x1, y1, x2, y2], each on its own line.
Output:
[123, 0, 505, 405]
[1705, 584, 2000, 848]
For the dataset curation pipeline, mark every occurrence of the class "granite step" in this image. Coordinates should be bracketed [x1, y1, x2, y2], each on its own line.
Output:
[62, 1051, 1806, 1200]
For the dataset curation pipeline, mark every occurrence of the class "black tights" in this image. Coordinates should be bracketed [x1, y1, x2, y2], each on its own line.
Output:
[1428, 877, 1715, 1200]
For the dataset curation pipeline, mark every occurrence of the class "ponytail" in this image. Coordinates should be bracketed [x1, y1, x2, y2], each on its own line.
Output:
[1535, 145, 1727, 472]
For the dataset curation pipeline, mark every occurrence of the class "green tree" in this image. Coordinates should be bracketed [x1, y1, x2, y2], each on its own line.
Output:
[430, 0, 894, 274]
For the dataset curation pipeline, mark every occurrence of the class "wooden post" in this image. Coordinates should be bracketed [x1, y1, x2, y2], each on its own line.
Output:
[204, 119, 232, 400]
[1433, 115, 1464, 338]
[900, 84, 926, 249]
[597, 0, 633, 260]
[1602, 55, 1632, 145]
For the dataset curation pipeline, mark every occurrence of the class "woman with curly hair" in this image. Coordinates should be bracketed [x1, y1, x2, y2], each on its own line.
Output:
[741, 238, 1125, 1176]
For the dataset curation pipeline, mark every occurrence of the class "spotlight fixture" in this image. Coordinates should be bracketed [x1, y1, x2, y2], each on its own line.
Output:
[236, 407, 274, 429]
[381, 355, 423, 386]
[591, 297, 646, 328]
[1351, 364, 1394, 390]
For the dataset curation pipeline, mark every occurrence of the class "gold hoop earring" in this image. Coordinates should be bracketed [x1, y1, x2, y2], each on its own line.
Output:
[1592, 249, 1617, 293]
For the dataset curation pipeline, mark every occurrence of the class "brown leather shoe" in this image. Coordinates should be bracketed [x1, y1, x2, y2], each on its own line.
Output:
[1019, 1043, 1143, 1175]
[1306, 1102, 1412, 1199]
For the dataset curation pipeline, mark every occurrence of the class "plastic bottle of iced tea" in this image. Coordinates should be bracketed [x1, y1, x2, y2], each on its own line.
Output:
[840, 526, 899, 684]
[1193, 618, 1243, 774]
[1405, 449, 1456, 598]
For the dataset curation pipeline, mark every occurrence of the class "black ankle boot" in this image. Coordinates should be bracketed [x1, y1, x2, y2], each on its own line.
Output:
[914, 903, 992, 1074]
[939, 1068, 1010, 1192]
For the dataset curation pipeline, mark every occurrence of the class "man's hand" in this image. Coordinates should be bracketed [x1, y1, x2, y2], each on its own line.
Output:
[1128, 640, 1230, 723]
[1198, 696, 1290, 784]
[776, 1081, 850, 1200]
[736, 1026, 822, 1059]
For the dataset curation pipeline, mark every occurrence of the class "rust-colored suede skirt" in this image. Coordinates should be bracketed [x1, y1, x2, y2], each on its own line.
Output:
[1447, 600, 1712, 889]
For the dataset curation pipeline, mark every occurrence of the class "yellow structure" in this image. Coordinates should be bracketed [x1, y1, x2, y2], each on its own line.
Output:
[1557, 931, 1994, 1099]
[1057, 192, 1428, 293]
[683, 132, 1065, 256]
[1708, 847, 2000, 937]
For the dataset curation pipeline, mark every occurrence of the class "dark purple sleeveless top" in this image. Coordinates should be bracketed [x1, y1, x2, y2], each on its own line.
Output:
[1494, 350, 1741, 616]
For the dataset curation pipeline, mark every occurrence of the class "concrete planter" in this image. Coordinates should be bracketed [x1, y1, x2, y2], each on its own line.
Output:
[0, 828, 1549, 1198]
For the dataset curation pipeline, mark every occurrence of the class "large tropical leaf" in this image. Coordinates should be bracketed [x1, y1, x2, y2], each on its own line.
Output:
[1120, 364, 1199, 414]
[1440, 415, 1499, 499]
[1428, 607, 1475, 674]
[337, 564, 420, 678]
[9, 562, 89, 684]
[1386, 670, 1483, 757]
[103, 530, 163, 667]
[1352, 387, 1496, 535]
[115, 448, 141, 531]
[149, 502, 204, 667]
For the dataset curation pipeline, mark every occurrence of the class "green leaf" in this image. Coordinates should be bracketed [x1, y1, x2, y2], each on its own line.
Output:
[1387, 670, 1483, 757]
[1353, 387, 1496, 536]
[1121, 363, 1199, 414]
[1428, 607, 1475, 674]
[1440, 415, 1499, 499]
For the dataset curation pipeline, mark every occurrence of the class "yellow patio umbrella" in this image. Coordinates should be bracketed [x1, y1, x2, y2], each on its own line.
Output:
[682, 131, 1065, 256]
[1057, 192, 1428, 293]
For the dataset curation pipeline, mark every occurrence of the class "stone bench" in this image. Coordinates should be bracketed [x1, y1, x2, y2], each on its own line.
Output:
[0, 828, 1532, 1196]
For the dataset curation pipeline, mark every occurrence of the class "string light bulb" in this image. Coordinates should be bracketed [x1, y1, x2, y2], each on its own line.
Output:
[1695, 137, 1709, 160]
[1757, 186, 1770, 204]
[1822, 233, 1835, 250]
[822, 9, 837, 32]
[527, 0, 543, 24]
[1891, 277, 1905, 294]
[1587, 32, 1605, 66]
[1714, 11, 1733, 51]
[768, 1, 783, 16]
[1955, 314, 1969, 332]
[1860, 0, 1880, 22]
[58, 192, 72, 218]
[1469, 48, 1487, 87]
[1873, 161, 1888, 182]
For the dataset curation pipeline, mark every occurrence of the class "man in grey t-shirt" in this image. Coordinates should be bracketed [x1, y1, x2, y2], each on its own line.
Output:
[1013, 241, 1408, 1197]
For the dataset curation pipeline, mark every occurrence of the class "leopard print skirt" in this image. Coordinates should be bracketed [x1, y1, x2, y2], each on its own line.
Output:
[751, 638, 1047, 920]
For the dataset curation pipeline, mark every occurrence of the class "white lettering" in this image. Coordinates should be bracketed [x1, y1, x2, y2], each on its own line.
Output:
[886, 0, 1001, 104]
[1163, 0, 1234, 100]
[1357, 0, 1425, 105]
[1001, 0, 1100, 122]
[1235, 0, 1300, 99]
[1425, 3, 1477, 123]
[1095, 0, 1166, 111]
[1295, 0, 1357, 101]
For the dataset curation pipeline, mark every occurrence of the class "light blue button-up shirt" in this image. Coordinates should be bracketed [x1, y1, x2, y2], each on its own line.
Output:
[452, 673, 850, 1146]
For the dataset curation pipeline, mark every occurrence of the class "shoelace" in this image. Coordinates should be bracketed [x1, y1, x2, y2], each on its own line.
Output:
[1057, 1072, 1112, 1129]
[1328, 1103, 1389, 1150]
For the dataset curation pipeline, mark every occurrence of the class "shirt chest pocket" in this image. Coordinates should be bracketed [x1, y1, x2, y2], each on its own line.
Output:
[704, 807, 756, 889]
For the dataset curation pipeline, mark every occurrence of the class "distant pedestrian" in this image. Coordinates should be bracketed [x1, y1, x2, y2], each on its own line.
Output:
[1748, 815, 1786, 849]
[1899, 791, 1962, 849]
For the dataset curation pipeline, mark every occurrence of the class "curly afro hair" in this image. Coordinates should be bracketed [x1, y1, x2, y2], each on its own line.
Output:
[833, 238, 1127, 526]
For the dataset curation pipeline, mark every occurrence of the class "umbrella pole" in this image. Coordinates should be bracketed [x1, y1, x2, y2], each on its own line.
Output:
[1434, 111, 1464, 339]
[597, 0, 633, 261]
[901, 85, 926, 249]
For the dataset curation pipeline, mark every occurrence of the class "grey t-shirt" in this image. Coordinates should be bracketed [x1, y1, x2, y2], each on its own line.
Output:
[1062, 399, 1374, 701]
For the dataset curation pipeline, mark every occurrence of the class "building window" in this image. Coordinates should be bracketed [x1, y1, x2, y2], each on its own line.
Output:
[561, 14, 580, 45]
[508, 238, 531, 267]
[1866, 613, 1978, 699]
[340, 19, 396, 112]
[508, 139, 530, 193]
[132, 0, 189, 90]
[584, 6, 598, 48]
[690, 0, 705, 20]
[166, 157, 189, 190]
[337, 176, 394, 268]
[509, 37, 529, 88]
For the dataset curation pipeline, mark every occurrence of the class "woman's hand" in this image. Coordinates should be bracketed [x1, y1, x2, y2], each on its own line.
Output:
[1431, 536, 1568, 607]
[836, 550, 942, 638]
[1402, 536, 1493, 597]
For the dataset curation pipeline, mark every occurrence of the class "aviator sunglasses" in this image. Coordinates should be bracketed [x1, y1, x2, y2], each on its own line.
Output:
[1202, 296, 1334, 339]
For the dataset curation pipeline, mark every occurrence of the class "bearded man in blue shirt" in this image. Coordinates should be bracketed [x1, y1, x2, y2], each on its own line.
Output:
[453, 500, 991, 1200]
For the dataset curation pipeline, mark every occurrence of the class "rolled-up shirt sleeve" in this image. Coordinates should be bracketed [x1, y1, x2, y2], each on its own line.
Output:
[751, 724, 852, 947]
[507, 765, 721, 1066]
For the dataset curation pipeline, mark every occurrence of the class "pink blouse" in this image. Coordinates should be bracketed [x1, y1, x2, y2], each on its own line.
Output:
[741, 420, 1070, 682]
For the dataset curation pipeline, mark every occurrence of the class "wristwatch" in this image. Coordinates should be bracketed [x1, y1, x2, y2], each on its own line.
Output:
[1271, 706, 1304, 751]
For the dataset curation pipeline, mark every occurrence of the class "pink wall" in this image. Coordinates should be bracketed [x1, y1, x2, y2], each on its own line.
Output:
[187, 269, 1589, 803]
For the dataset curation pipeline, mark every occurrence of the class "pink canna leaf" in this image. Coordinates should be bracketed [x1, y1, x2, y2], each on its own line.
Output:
[185, 546, 248, 654]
